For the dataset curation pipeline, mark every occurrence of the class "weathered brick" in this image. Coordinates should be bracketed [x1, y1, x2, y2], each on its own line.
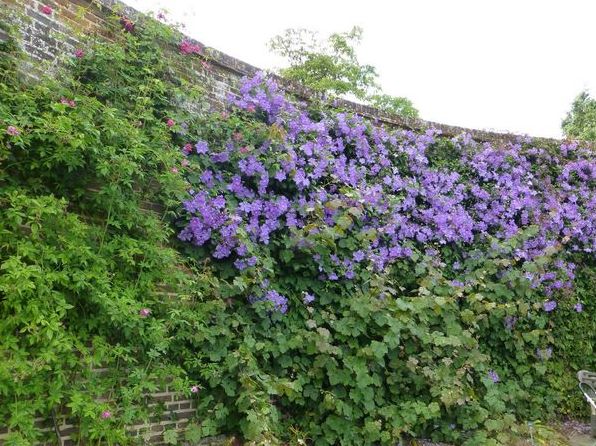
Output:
[150, 392, 173, 403]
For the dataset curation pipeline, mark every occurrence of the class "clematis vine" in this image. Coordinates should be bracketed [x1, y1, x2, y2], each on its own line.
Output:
[177, 72, 595, 315]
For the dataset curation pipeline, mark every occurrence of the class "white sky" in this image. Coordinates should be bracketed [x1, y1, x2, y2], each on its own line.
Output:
[125, 0, 596, 138]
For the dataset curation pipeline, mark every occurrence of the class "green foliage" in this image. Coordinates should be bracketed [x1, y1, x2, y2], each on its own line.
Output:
[269, 26, 419, 118]
[562, 90, 596, 141]
[176, 87, 594, 444]
[0, 12, 204, 445]
[369, 93, 419, 119]
[0, 7, 593, 446]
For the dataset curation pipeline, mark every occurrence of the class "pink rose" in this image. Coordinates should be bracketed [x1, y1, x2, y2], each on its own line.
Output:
[179, 40, 202, 55]
[41, 4, 53, 15]
[120, 17, 135, 33]
[60, 98, 76, 107]
[166, 118, 175, 128]
[6, 126, 20, 136]
[183, 143, 193, 154]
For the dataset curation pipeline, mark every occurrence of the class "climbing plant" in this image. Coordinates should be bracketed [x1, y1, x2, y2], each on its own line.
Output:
[0, 5, 594, 446]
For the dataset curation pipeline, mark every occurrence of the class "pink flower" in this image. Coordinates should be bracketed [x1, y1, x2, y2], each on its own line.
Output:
[239, 146, 250, 154]
[181, 159, 190, 167]
[166, 118, 175, 128]
[120, 16, 135, 32]
[74, 48, 85, 58]
[179, 39, 202, 55]
[171, 167, 179, 174]
[201, 60, 211, 71]
[40, 4, 53, 15]
[182, 143, 192, 155]
[60, 97, 76, 107]
[190, 385, 200, 393]
[220, 112, 229, 120]
[232, 132, 243, 142]
[246, 104, 256, 113]
[101, 410, 111, 419]
[6, 126, 20, 136]
[139, 308, 151, 318]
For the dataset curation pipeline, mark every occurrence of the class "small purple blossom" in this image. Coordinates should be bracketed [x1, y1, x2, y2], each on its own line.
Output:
[543, 300, 557, 312]
[536, 347, 553, 361]
[574, 302, 583, 313]
[449, 280, 465, 288]
[195, 140, 209, 154]
[488, 370, 500, 383]
[504, 316, 517, 331]
[303, 293, 315, 304]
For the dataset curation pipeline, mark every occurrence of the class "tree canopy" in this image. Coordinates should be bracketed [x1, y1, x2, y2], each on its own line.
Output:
[269, 26, 419, 118]
[562, 90, 596, 141]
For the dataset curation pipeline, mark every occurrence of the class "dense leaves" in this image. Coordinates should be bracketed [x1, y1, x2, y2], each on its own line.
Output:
[269, 27, 419, 118]
[563, 90, 596, 142]
[0, 14, 197, 445]
[176, 74, 595, 445]
[0, 8, 594, 446]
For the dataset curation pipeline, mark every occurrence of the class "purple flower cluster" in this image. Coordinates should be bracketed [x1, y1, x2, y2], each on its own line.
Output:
[488, 370, 500, 383]
[250, 289, 288, 314]
[178, 72, 595, 312]
[543, 300, 557, 312]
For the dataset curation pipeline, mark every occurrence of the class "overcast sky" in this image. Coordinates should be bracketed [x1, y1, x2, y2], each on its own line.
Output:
[125, 0, 596, 138]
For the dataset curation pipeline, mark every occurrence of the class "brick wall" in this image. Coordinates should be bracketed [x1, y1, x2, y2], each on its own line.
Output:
[0, 387, 199, 445]
[1, 0, 569, 148]
[0, 0, 581, 443]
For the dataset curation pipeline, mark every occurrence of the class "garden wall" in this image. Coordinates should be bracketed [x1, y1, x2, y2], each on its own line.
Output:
[1, 0, 566, 147]
[0, 0, 590, 445]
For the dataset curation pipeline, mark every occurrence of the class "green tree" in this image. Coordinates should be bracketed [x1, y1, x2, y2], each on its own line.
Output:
[269, 26, 419, 118]
[562, 90, 596, 141]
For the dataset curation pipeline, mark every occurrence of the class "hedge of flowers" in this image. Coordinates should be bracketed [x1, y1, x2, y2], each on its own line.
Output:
[170, 72, 594, 445]
[178, 71, 594, 314]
